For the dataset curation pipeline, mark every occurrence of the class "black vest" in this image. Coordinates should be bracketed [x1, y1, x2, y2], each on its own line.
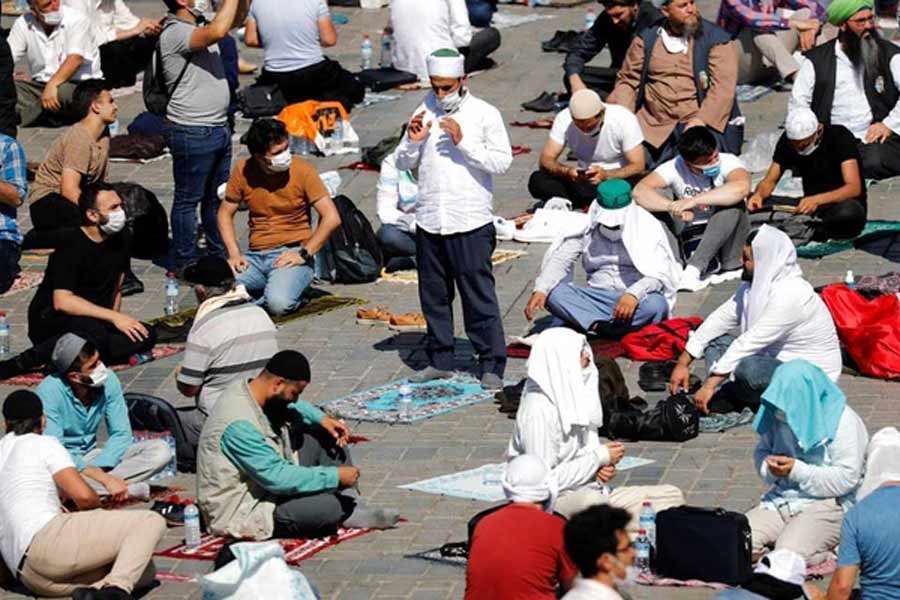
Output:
[806, 38, 900, 125]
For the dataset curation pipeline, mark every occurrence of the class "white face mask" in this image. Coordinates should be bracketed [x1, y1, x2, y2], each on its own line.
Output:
[267, 149, 292, 173]
[599, 225, 623, 241]
[100, 208, 126, 234]
[797, 139, 820, 156]
[87, 363, 109, 388]
[41, 10, 62, 25]
[438, 87, 465, 113]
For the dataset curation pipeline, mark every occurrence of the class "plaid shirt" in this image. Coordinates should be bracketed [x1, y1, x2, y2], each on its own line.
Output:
[717, 0, 825, 35]
[0, 134, 27, 245]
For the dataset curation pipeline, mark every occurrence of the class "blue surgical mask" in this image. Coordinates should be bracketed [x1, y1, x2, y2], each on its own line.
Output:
[701, 161, 721, 179]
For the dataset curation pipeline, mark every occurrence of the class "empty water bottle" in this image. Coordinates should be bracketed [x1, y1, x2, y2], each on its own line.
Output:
[635, 529, 651, 575]
[845, 270, 856, 289]
[331, 116, 344, 153]
[165, 272, 179, 316]
[585, 7, 597, 28]
[184, 500, 202, 548]
[380, 29, 393, 68]
[639, 501, 657, 548]
[0, 311, 9, 359]
[128, 352, 153, 366]
[360, 34, 373, 70]
[398, 383, 413, 421]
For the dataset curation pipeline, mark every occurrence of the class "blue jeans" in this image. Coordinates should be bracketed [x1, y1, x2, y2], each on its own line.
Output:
[376, 224, 416, 272]
[546, 283, 668, 336]
[163, 123, 231, 268]
[466, 0, 495, 27]
[703, 334, 782, 413]
[236, 247, 315, 316]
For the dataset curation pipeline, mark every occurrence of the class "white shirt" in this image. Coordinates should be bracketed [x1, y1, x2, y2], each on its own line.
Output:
[562, 578, 624, 600]
[653, 153, 745, 223]
[62, 0, 140, 45]
[791, 44, 900, 140]
[0, 433, 74, 572]
[376, 150, 418, 233]
[508, 387, 611, 494]
[685, 278, 842, 380]
[7, 7, 103, 82]
[395, 92, 512, 235]
[549, 104, 644, 170]
[390, 0, 472, 82]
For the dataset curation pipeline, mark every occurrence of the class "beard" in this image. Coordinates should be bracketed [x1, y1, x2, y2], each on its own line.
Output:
[668, 14, 702, 38]
[841, 27, 881, 78]
[262, 396, 293, 428]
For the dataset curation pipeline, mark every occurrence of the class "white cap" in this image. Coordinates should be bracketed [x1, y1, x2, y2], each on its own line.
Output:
[753, 549, 806, 586]
[426, 48, 465, 78]
[569, 89, 605, 120]
[785, 108, 819, 140]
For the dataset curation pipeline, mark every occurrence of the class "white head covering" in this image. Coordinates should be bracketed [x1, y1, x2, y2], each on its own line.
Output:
[785, 108, 819, 141]
[742, 225, 803, 330]
[525, 328, 601, 436]
[502, 454, 558, 512]
[569, 89, 605, 120]
[857, 426, 900, 501]
[426, 48, 465, 78]
[753, 549, 807, 586]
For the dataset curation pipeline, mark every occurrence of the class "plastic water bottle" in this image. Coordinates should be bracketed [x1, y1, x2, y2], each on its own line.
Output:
[164, 272, 179, 316]
[184, 500, 201, 548]
[0, 312, 9, 359]
[639, 501, 657, 548]
[845, 270, 856, 289]
[128, 352, 153, 366]
[635, 529, 651, 575]
[331, 116, 344, 153]
[360, 34, 373, 70]
[14, 0, 27, 12]
[380, 29, 392, 68]
[398, 383, 413, 421]
[585, 7, 597, 29]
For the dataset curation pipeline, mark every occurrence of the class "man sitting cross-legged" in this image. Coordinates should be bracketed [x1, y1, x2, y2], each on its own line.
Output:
[197, 351, 400, 539]
[0, 390, 167, 599]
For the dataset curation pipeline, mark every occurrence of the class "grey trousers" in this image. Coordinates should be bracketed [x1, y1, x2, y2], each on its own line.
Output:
[684, 205, 750, 273]
[82, 439, 174, 494]
[737, 11, 837, 84]
[746, 499, 844, 565]
[15, 80, 79, 128]
[272, 427, 356, 538]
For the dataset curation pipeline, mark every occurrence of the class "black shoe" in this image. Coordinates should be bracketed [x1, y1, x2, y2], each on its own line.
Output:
[0, 348, 41, 380]
[97, 587, 132, 600]
[121, 270, 144, 297]
[521, 92, 559, 112]
[72, 589, 100, 600]
[541, 30, 577, 53]
[151, 500, 185, 526]
[638, 360, 701, 393]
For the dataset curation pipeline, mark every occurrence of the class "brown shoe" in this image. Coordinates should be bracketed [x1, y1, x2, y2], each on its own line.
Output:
[356, 306, 392, 325]
[388, 312, 427, 332]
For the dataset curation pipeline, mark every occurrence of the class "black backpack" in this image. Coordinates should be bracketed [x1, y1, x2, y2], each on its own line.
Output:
[318, 195, 383, 283]
[605, 392, 699, 442]
[237, 84, 287, 118]
[125, 393, 196, 473]
[143, 37, 191, 116]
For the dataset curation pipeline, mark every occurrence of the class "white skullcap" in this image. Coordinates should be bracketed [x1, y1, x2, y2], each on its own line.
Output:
[569, 89, 605, 120]
[753, 549, 807, 586]
[785, 108, 819, 140]
[426, 48, 465, 79]
[502, 455, 558, 512]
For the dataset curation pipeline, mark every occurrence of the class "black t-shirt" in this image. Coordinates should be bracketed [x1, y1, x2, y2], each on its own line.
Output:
[30, 228, 129, 316]
[772, 124, 865, 200]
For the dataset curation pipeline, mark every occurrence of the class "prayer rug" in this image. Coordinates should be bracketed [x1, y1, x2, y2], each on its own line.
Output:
[405, 545, 467, 568]
[506, 338, 625, 360]
[155, 528, 376, 566]
[637, 556, 836, 588]
[509, 119, 553, 129]
[492, 10, 555, 29]
[699, 408, 756, 433]
[323, 374, 494, 424]
[155, 572, 196, 583]
[735, 84, 775, 104]
[400, 457, 657, 502]
[104, 485, 186, 510]
[109, 152, 171, 164]
[338, 161, 380, 172]
[511, 145, 532, 156]
[378, 250, 527, 284]
[359, 92, 401, 108]
[797, 220, 900, 259]
[1, 270, 43, 296]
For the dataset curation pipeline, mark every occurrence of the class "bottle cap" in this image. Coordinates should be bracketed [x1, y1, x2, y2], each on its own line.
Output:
[642, 500, 651, 506]
[638, 528, 647, 535]
[167, 271, 175, 278]
[363, 33, 370, 38]
[0, 311, 5, 317]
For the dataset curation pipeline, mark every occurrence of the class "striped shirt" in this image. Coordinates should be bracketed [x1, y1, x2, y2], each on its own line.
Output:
[716, 0, 824, 35]
[0, 134, 27, 245]
[177, 301, 278, 415]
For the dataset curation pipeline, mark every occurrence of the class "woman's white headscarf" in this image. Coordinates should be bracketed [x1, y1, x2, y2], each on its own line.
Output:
[502, 454, 558, 512]
[742, 225, 804, 330]
[525, 328, 602, 436]
[857, 427, 900, 502]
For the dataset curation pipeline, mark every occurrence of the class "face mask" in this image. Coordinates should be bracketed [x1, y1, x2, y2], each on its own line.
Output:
[87, 363, 109, 388]
[41, 10, 62, 25]
[438, 87, 465, 113]
[268, 149, 292, 173]
[797, 138, 821, 156]
[701, 161, 721, 179]
[599, 225, 623, 241]
[100, 208, 126, 234]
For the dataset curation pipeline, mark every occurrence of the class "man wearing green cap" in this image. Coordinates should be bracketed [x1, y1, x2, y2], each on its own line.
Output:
[790, 0, 900, 179]
[526, 179, 682, 336]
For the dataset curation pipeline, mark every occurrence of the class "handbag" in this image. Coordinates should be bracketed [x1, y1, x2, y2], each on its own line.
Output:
[604, 392, 699, 442]
[237, 84, 287, 118]
[356, 67, 419, 92]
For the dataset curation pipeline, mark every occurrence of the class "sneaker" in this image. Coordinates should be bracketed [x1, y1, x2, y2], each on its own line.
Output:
[481, 372, 503, 391]
[677, 265, 709, 292]
[150, 500, 185, 527]
[408, 366, 453, 383]
[709, 268, 743, 285]
[388, 312, 427, 332]
[356, 306, 392, 325]
[494, 217, 515, 241]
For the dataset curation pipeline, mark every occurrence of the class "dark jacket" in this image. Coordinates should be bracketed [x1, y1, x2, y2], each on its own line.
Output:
[0, 31, 18, 139]
[564, 2, 662, 76]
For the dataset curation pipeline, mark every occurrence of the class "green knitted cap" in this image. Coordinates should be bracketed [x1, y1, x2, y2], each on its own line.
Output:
[596, 179, 633, 210]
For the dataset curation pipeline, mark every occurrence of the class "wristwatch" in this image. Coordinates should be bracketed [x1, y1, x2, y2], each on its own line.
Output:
[298, 246, 313, 264]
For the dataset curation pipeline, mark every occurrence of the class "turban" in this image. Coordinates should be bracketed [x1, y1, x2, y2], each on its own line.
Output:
[502, 455, 557, 512]
[784, 108, 819, 140]
[826, 0, 873, 25]
[569, 89, 605, 120]
[426, 48, 465, 78]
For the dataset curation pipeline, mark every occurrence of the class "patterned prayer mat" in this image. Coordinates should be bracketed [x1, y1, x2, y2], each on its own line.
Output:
[400, 457, 657, 502]
[511, 145, 532, 156]
[699, 408, 756, 433]
[507, 338, 625, 360]
[510, 119, 553, 129]
[104, 485, 185, 510]
[797, 220, 900, 259]
[405, 546, 468, 568]
[1, 270, 43, 297]
[323, 374, 494, 424]
[638, 556, 836, 588]
[378, 250, 527, 284]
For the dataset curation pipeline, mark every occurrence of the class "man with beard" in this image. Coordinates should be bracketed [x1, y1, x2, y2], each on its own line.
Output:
[669, 226, 842, 415]
[790, 0, 900, 180]
[608, 0, 741, 169]
[197, 351, 400, 539]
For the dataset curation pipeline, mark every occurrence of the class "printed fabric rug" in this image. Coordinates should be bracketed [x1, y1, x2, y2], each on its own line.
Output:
[323, 374, 494, 424]
[699, 408, 756, 433]
[104, 485, 185, 510]
[797, 220, 900, 259]
[507, 338, 625, 360]
[1, 270, 43, 297]
[379, 250, 527, 284]
[400, 457, 656, 502]
[637, 556, 837, 588]
[155, 528, 376, 566]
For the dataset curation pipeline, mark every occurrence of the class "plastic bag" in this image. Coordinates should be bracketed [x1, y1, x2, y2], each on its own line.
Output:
[201, 541, 319, 600]
[276, 101, 361, 157]
[741, 131, 781, 174]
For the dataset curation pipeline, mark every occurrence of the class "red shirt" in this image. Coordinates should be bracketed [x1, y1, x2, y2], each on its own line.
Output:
[464, 503, 578, 600]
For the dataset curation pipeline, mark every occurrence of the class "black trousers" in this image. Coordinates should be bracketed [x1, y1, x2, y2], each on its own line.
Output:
[29, 193, 80, 232]
[562, 66, 618, 99]
[767, 195, 867, 240]
[99, 36, 157, 89]
[416, 223, 506, 378]
[258, 58, 365, 113]
[527, 169, 597, 210]
[459, 28, 501, 73]
[859, 134, 900, 180]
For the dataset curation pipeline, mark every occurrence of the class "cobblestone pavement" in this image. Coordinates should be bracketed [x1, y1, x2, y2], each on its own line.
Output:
[2, 1, 900, 598]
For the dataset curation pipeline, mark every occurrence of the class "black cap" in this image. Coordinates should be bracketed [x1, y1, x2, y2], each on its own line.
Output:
[265, 350, 311, 382]
[3, 390, 43, 420]
[181, 256, 234, 287]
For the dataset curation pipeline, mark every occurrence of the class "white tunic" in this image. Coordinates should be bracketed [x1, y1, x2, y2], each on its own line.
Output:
[390, 0, 472, 82]
[7, 7, 103, 83]
[562, 578, 625, 600]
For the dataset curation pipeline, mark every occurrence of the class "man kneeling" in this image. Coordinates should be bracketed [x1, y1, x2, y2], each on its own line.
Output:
[198, 350, 399, 539]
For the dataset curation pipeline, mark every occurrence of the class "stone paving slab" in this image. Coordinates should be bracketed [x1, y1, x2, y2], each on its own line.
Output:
[3, 0, 899, 597]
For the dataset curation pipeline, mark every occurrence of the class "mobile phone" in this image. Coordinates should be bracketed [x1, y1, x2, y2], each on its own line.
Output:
[576, 169, 587, 179]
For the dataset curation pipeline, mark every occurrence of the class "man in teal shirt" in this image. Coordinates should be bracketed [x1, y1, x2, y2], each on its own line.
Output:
[197, 350, 400, 539]
[36, 333, 173, 500]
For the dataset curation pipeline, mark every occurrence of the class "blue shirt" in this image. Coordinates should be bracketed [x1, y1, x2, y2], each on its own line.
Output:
[837, 485, 900, 600]
[248, 0, 329, 72]
[36, 372, 134, 472]
[0, 134, 27, 244]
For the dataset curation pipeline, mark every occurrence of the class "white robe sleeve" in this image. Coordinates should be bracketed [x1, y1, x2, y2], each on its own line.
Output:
[788, 409, 868, 500]
[394, 107, 427, 172]
[754, 429, 778, 485]
[447, 0, 473, 48]
[788, 58, 815, 113]
[684, 293, 741, 359]
[455, 106, 513, 176]
[882, 54, 900, 136]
